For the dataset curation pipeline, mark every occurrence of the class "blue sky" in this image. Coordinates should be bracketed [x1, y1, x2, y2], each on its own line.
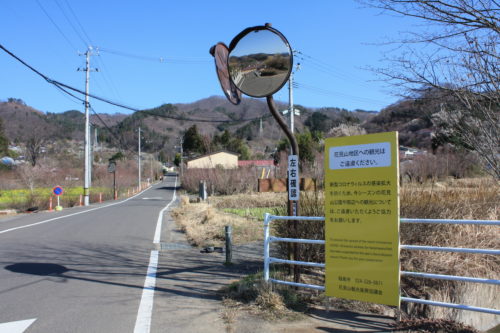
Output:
[0, 1, 417, 115]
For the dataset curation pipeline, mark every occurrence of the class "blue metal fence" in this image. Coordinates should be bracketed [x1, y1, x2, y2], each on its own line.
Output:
[263, 213, 500, 315]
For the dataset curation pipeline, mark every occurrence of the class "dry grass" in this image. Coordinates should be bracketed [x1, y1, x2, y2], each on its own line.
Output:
[210, 192, 287, 209]
[220, 272, 305, 321]
[171, 195, 263, 247]
[400, 178, 499, 220]
[175, 178, 499, 329]
[398, 178, 499, 327]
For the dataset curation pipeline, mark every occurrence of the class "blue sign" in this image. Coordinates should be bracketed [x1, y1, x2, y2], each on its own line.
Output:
[52, 186, 64, 196]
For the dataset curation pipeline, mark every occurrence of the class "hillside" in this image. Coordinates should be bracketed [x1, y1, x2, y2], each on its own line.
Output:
[0, 94, 439, 160]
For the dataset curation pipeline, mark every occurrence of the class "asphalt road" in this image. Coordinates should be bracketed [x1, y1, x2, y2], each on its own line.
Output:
[239, 71, 288, 96]
[0, 174, 179, 333]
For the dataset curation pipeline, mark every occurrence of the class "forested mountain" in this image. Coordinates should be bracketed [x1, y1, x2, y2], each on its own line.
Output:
[0, 93, 443, 160]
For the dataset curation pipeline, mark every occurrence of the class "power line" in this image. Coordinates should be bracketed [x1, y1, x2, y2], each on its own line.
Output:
[295, 81, 387, 107]
[0, 44, 271, 124]
[35, 0, 78, 52]
[294, 50, 378, 90]
[50, 2, 124, 103]
[54, 0, 88, 48]
[62, 0, 95, 47]
[99, 47, 211, 64]
[89, 106, 128, 149]
[94, 53, 123, 101]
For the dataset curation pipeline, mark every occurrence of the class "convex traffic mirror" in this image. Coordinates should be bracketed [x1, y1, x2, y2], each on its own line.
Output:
[210, 24, 293, 103]
[227, 25, 293, 98]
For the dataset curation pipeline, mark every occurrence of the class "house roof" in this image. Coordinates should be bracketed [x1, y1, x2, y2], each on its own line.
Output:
[186, 150, 239, 163]
[238, 160, 274, 167]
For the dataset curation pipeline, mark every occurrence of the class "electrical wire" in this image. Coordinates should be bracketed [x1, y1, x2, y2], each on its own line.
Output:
[89, 106, 129, 150]
[54, 0, 88, 48]
[0, 44, 271, 124]
[35, 0, 78, 52]
[94, 54, 123, 101]
[295, 81, 387, 107]
[99, 47, 211, 64]
[294, 50, 379, 90]
[51, 2, 124, 104]
[62, 0, 95, 47]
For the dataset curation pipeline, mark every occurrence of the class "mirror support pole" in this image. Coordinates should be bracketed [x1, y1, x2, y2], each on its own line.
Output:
[267, 95, 301, 283]
[266, 96, 298, 156]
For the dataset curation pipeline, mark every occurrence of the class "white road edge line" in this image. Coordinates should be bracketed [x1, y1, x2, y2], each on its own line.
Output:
[134, 176, 177, 333]
[0, 318, 36, 333]
[133, 250, 159, 333]
[0, 185, 151, 235]
[153, 177, 177, 244]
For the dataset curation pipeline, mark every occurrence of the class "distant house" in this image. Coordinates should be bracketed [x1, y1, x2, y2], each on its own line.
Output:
[186, 151, 239, 169]
[399, 146, 427, 160]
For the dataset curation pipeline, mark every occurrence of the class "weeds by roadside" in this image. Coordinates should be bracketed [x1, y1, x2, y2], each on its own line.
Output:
[171, 195, 263, 247]
[219, 272, 305, 321]
[173, 178, 499, 330]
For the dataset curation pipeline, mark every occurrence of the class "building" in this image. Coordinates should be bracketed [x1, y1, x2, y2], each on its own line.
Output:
[186, 151, 239, 169]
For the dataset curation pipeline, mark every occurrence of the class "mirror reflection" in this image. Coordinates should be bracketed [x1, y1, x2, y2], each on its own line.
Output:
[228, 29, 292, 97]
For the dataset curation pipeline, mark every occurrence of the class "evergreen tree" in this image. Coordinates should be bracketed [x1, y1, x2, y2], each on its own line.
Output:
[0, 118, 9, 156]
[182, 125, 205, 154]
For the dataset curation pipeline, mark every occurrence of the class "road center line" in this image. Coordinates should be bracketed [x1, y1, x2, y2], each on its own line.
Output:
[134, 176, 177, 333]
[0, 185, 149, 235]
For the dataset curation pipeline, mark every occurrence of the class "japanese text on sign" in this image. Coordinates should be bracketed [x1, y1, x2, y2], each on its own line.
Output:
[288, 155, 299, 201]
[330, 142, 391, 170]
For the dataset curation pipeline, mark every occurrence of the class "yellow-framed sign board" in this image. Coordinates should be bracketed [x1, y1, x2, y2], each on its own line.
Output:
[324, 132, 400, 306]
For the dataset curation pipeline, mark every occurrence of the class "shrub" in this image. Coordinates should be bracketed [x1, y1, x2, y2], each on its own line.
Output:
[180, 167, 257, 195]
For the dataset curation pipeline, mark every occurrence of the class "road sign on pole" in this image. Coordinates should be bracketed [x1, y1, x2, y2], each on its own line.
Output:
[52, 186, 64, 211]
[52, 186, 64, 196]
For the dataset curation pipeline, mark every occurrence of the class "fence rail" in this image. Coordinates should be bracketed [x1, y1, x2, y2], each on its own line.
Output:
[263, 213, 500, 315]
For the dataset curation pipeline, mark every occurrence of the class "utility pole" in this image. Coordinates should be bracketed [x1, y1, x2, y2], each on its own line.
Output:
[94, 127, 98, 150]
[288, 71, 295, 134]
[288, 63, 300, 134]
[150, 154, 154, 181]
[89, 124, 92, 189]
[78, 46, 97, 206]
[179, 136, 184, 177]
[138, 127, 142, 191]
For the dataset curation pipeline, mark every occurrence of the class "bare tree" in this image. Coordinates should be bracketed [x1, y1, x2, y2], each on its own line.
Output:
[16, 164, 43, 193]
[327, 124, 367, 138]
[25, 136, 45, 167]
[361, 0, 499, 178]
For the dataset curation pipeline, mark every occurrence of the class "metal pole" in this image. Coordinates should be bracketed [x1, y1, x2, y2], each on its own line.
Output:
[264, 213, 271, 282]
[150, 154, 153, 181]
[83, 48, 91, 206]
[138, 127, 141, 190]
[225, 225, 232, 265]
[89, 124, 92, 189]
[113, 170, 116, 200]
[266, 95, 300, 283]
[180, 136, 184, 177]
[289, 72, 294, 134]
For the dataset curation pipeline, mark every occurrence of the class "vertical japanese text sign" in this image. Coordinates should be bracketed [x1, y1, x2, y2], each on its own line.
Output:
[288, 155, 299, 201]
[324, 132, 400, 306]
